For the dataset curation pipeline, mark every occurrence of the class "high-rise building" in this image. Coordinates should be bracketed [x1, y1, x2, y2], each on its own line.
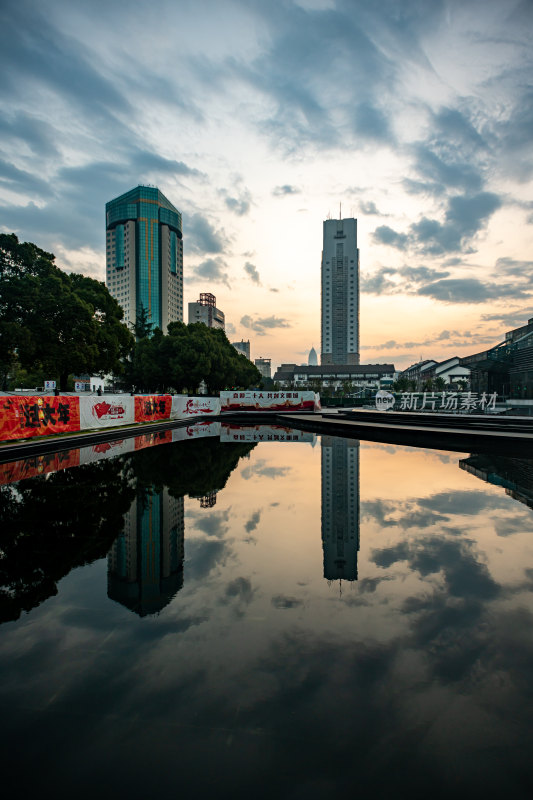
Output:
[232, 339, 251, 360]
[308, 347, 318, 366]
[105, 185, 183, 333]
[321, 436, 360, 582]
[255, 357, 271, 379]
[188, 293, 225, 330]
[107, 486, 185, 616]
[321, 217, 359, 365]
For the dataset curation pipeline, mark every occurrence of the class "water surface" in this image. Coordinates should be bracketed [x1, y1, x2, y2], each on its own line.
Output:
[1, 424, 533, 798]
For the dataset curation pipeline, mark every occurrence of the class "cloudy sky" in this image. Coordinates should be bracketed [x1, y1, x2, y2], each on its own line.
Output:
[1, 0, 532, 370]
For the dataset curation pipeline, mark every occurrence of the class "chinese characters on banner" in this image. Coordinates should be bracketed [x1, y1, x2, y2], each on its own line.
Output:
[0, 396, 80, 441]
[0, 449, 80, 485]
[397, 391, 498, 413]
[220, 390, 320, 412]
[133, 395, 172, 422]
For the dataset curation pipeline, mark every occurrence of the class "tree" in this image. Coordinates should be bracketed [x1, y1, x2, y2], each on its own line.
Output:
[131, 303, 154, 340]
[126, 321, 262, 394]
[434, 376, 446, 392]
[393, 376, 409, 392]
[0, 234, 134, 390]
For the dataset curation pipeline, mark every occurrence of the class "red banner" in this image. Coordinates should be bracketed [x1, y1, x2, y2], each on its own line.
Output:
[0, 396, 80, 441]
[0, 448, 80, 485]
[134, 430, 173, 451]
[134, 395, 172, 423]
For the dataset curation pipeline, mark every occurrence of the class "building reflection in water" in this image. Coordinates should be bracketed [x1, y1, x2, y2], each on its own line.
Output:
[108, 487, 185, 616]
[321, 436, 360, 582]
[460, 453, 533, 511]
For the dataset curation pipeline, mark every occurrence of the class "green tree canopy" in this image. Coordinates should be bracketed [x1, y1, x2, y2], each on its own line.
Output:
[0, 234, 134, 389]
[125, 320, 262, 394]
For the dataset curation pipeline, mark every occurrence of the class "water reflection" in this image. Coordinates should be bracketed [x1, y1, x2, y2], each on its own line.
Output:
[1, 427, 533, 796]
[107, 488, 185, 616]
[460, 453, 533, 510]
[321, 436, 360, 582]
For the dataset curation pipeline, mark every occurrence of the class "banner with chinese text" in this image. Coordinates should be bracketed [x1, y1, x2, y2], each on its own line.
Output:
[134, 395, 172, 422]
[220, 391, 320, 412]
[0, 449, 80, 485]
[220, 424, 315, 443]
[80, 395, 135, 429]
[79, 438, 135, 466]
[0, 395, 80, 441]
[172, 421, 221, 442]
[171, 396, 221, 419]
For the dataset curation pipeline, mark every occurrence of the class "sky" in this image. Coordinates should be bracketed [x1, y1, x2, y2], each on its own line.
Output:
[1, 0, 532, 371]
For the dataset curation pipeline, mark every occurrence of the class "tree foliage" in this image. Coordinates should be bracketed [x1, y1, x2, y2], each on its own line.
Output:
[126, 321, 261, 393]
[0, 233, 134, 389]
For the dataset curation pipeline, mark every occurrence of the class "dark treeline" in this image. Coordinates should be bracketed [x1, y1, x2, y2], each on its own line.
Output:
[0, 233, 262, 392]
[126, 322, 260, 394]
[0, 437, 256, 623]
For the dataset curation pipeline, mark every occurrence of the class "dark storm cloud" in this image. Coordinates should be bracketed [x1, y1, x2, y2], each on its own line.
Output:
[241, 460, 291, 480]
[0, 3, 129, 123]
[0, 111, 59, 158]
[189, 508, 231, 538]
[372, 534, 500, 601]
[360, 267, 397, 294]
[189, 257, 230, 288]
[222, 576, 255, 605]
[359, 200, 387, 216]
[231, 0, 397, 152]
[271, 595, 304, 609]
[186, 214, 227, 255]
[373, 225, 409, 250]
[493, 257, 533, 278]
[240, 314, 291, 335]
[353, 102, 394, 144]
[363, 261, 532, 306]
[361, 327, 496, 352]
[418, 490, 510, 516]
[358, 576, 392, 594]
[272, 184, 300, 196]
[374, 192, 502, 256]
[221, 187, 252, 216]
[481, 308, 533, 328]
[494, 514, 533, 538]
[245, 510, 261, 533]
[362, 264, 450, 295]
[411, 143, 483, 193]
[0, 158, 53, 199]
[244, 262, 261, 285]
[417, 278, 531, 304]
[411, 192, 502, 255]
[1, 150, 202, 250]
[185, 538, 229, 582]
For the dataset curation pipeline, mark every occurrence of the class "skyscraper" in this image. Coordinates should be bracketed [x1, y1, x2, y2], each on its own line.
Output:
[321, 436, 360, 582]
[107, 486, 185, 616]
[321, 217, 359, 365]
[105, 185, 183, 333]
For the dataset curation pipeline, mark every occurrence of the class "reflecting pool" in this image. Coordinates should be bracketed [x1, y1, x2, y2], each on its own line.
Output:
[1, 423, 533, 798]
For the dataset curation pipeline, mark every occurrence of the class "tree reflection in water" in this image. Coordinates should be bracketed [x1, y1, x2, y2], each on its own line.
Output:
[0, 436, 255, 623]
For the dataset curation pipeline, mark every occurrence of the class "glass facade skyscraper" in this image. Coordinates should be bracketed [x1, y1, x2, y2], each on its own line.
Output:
[106, 186, 183, 333]
[321, 217, 359, 365]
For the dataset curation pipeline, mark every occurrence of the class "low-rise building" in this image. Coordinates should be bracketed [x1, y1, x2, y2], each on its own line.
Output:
[273, 363, 395, 391]
[188, 293, 225, 330]
[255, 357, 272, 379]
[232, 339, 251, 359]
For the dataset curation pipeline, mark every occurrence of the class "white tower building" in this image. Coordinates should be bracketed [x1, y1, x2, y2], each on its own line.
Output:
[321, 217, 359, 365]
